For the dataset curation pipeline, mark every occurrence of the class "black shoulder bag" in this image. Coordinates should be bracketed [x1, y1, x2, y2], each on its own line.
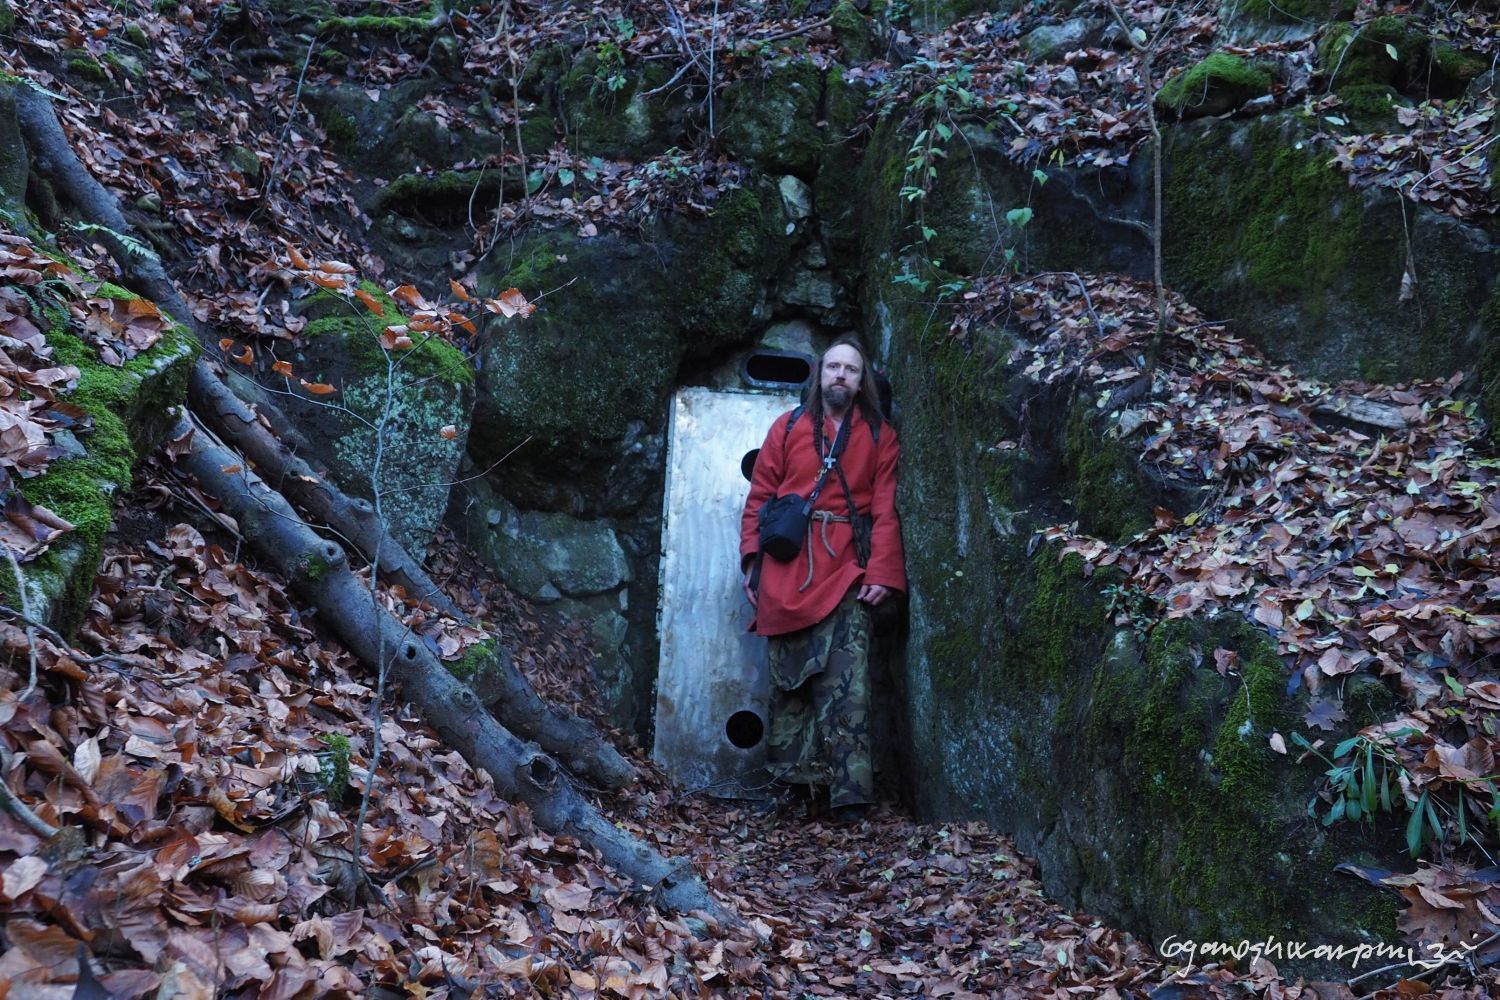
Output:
[757, 412, 850, 563]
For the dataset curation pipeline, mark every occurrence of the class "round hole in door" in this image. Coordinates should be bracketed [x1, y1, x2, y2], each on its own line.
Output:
[725, 710, 764, 749]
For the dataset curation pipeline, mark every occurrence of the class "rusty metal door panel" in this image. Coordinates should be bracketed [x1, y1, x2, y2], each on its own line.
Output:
[654, 387, 792, 796]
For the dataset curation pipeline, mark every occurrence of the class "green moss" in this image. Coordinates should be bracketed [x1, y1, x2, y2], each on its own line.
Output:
[1237, 0, 1354, 23]
[817, 68, 871, 276]
[1478, 293, 1500, 441]
[1318, 18, 1420, 91]
[1018, 552, 1112, 686]
[677, 183, 793, 344]
[314, 15, 433, 36]
[1334, 83, 1407, 130]
[1063, 406, 1152, 542]
[552, 53, 683, 160]
[907, 0, 993, 33]
[66, 52, 107, 82]
[1429, 45, 1487, 94]
[13, 303, 196, 634]
[318, 732, 352, 804]
[102, 51, 145, 81]
[372, 168, 510, 222]
[1157, 53, 1273, 115]
[1166, 118, 1361, 309]
[303, 282, 474, 389]
[298, 550, 332, 582]
[225, 145, 261, 181]
[318, 105, 359, 147]
[445, 638, 497, 683]
[0, 1, 14, 34]
[830, 1, 874, 63]
[124, 23, 149, 47]
[719, 56, 825, 176]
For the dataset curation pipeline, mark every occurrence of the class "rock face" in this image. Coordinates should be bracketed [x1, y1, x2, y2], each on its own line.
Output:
[282, 285, 472, 557]
[1162, 114, 1498, 383]
[869, 316, 1398, 976]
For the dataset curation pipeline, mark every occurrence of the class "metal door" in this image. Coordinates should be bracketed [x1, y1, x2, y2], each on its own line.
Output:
[654, 387, 794, 796]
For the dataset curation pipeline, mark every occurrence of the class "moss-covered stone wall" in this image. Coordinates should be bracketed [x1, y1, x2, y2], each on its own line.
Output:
[856, 116, 1401, 973]
[1163, 113, 1496, 382]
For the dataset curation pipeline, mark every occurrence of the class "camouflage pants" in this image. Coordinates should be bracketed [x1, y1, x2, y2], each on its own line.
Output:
[766, 591, 873, 808]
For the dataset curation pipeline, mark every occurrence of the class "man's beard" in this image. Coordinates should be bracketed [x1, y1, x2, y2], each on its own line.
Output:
[825, 385, 852, 409]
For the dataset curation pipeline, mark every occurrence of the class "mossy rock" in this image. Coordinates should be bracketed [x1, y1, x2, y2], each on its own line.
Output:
[470, 179, 794, 513]
[279, 283, 473, 555]
[370, 167, 521, 226]
[858, 114, 1152, 282]
[224, 145, 262, 182]
[1230, 0, 1354, 27]
[719, 56, 826, 177]
[903, 0, 1012, 33]
[314, 15, 435, 37]
[830, 1, 875, 63]
[1156, 52, 1274, 119]
[1317, 17, 1422, 91]
[5, 290, 198, 636]
[305, 80, 506, 177]
[551, 51, 692, 161]
[816, 67, 873, 277]
[66, 52, 107, 82]
[1332, 83, 1409, 131]
[1162, 110, 1496, 380]
[878, 309, 1400, 976]
[1428, 44, 1488, 97]
[1476, 291, 1500, 442]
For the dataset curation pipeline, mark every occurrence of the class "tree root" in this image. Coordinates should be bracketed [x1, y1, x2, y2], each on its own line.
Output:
[16, 82, 634, 792]
[174, 417, 732, 923]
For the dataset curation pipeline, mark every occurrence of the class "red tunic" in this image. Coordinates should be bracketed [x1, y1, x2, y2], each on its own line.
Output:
[739, 405, 907, 636]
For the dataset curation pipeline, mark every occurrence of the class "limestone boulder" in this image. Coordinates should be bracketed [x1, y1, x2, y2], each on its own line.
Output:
[277, 285, 473, 556]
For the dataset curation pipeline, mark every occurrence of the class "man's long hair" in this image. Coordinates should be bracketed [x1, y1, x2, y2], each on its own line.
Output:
[805, 335, 883, 431]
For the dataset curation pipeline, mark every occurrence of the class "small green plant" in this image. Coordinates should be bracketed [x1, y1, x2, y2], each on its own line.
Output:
[1103, 582, 1156, 639]
[1291, 731, 1498, 858]
[888, 57, 1018, 295]
[593, 17, 635, 93]
[645, 147, 695, 183]
[70, 221, 157, 262]
[319, 732, 353, 805]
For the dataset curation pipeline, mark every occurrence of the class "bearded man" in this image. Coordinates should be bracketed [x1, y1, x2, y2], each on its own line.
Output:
[739, 337, 906, 821]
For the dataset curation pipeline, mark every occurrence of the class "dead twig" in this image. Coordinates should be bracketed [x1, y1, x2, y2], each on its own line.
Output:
[0, 743, 60, 840]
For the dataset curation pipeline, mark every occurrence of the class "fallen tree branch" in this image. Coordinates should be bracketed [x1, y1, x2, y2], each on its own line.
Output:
[172, 417, 732, 923]
[16, 81, 634, 791]
[0, 744, 60, 840]
[189, 371, 634, 789]
[1311, 393, 1411, 433]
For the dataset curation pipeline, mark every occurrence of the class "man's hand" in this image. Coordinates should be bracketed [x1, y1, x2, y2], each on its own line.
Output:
[743, 571, 758, 608]
[857, 583, 890, 606]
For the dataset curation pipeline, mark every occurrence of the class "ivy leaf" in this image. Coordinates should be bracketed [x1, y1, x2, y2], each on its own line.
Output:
[1005, 207, 1033, 228]
[558, 168, 575, 187]
[1384, 43, 1399, 60]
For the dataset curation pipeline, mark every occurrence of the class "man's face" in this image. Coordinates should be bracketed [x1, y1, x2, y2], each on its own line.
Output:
[821, 344, 862, 410]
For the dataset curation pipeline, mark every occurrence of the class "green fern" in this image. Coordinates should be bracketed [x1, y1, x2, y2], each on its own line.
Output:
[70, 222, 157, 262]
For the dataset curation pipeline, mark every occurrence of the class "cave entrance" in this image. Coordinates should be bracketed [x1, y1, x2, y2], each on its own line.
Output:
[653, 347, 813, 798]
